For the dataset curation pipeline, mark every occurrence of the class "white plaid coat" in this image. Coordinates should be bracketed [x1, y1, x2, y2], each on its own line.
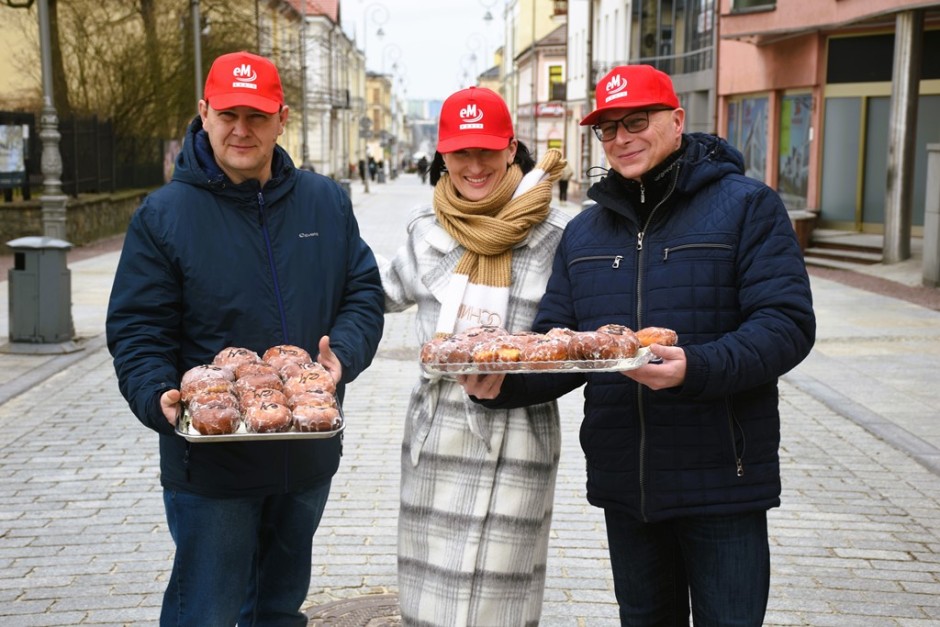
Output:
[381, 204, 571, 627]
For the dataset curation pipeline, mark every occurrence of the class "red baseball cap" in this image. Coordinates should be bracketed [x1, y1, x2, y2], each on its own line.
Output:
[580, 65, 679, 126]
[204, 51, 284, 114]
[437, 87, 514, 153]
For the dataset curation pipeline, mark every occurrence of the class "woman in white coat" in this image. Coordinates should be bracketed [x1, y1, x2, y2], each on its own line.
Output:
[381, 86, 570, 626]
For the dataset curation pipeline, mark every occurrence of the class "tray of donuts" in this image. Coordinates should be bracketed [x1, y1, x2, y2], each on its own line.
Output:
[176, 345, 344, 442]
[420, 324, 678, 375]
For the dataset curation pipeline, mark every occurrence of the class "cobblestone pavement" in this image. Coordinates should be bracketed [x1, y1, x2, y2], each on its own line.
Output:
[1, 175, 939, 625]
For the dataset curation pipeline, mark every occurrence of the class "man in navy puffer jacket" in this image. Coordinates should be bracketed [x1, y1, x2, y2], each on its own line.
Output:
[461, 65, 815, 625]
[106, 52, 384, 626]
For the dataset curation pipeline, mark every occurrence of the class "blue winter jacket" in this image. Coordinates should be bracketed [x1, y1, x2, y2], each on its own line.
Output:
[484, 133, 815, 522]
[106, 116, 384, 497]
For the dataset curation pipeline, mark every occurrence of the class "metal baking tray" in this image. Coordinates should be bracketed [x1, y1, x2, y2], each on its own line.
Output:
[421, 347, 653, 375]
[176, 406, 345, 442]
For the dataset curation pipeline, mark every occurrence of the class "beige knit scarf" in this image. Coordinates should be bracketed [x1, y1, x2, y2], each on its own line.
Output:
[433, 149, 565, 287]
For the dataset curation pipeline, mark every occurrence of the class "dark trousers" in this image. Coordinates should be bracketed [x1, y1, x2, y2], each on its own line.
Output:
[604, 509, 769, 626]
[161, 482, 331, 627]
[559, 180, 569, 202]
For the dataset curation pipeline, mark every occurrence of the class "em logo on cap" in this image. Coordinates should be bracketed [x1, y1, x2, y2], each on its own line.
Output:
[204, 51, 284, 114]
[437, 87, 514, 153]
[580, 65, 680, 126]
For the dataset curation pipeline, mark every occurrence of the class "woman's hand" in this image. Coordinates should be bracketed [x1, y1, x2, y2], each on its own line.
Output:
[457, 373, 506, 399]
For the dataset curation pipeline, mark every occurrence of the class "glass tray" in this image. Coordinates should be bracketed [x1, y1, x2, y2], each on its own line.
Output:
[177, 406, 344, 442]
[421, 347, 652, 375]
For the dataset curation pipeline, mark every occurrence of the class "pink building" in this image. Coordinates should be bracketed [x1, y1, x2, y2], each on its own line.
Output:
[716, 0, 940, 255]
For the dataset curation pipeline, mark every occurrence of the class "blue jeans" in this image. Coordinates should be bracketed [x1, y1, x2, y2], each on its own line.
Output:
[161, 482, 331, 627]
[604, 509, 769, 627]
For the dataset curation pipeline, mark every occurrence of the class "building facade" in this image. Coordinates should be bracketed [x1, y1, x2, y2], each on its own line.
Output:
[718, 0, 940, 258]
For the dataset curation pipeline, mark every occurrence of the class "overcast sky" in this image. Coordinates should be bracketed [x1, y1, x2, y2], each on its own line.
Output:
[340, 0, 506, 101]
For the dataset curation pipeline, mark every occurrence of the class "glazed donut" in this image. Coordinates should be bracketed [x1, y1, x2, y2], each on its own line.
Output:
[244, 401, 293, 433]
[568, 331, 621, 361]
[293, 406, 341, 432]
[287, 390, 336, 410]
[509, 331, 544, 346]
[471, 338, 523, 370]
[181, 377, 235, 403]
[597, 324, 641, 358]
[635, 327, 679, 347]
[234, 373, 283, 397]
[212, 347, 261, 370]
[459, 325, 508, 341]
[435, 337, 475, 365]
[180, 364, 233, 389]
[545, 327, 576, 340]
[234, 361, 280, 380]
[239, 388, 290, 411]
[282, 363, 336, 395]
[419, 336, 448, 364]
[190, 405, 241, 435]
[262, 345, 313, 371]
[187, 391, 239, 410]
[521, 337, 570, 366]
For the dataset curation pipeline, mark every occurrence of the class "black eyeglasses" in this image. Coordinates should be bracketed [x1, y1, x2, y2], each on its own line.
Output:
[591, 108, 672, 142]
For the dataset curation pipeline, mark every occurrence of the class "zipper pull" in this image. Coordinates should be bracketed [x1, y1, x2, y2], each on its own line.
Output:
[637, 231, 644, 251]
[736, 458, 744, 477]
[257, 192, 265, 225]
[640, 183, 646, 204]
[612, 255, 622, 269]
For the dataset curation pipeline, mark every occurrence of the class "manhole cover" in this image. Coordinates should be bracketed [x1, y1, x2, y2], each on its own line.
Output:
[306, 593, 401, 626]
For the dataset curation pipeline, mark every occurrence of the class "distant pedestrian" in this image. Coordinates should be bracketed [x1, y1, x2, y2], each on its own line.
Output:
[416, 155, 428, 184]
[359, 158, 367, 183]
[368, 156, 377, 182]
[106, 50, 384, 626]
[380, 86, 570, 626]
[558, 161, 573, 202]
[461, 64, 816, 625]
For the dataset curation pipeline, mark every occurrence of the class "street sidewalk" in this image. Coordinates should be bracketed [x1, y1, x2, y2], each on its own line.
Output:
[1, 175, 939, 625]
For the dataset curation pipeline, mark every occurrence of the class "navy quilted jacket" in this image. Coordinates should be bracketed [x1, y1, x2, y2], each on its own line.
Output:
[487, 133, 815, 521]
[107, 116, 384, 497]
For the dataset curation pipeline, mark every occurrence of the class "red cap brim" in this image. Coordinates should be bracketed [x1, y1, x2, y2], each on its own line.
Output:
[209, 93, 281, 114]
[437, 134, 511, 153]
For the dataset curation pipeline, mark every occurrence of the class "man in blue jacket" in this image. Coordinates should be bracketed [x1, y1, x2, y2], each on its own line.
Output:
[461, 65, 815, 625]
[106, 51, 384, 626]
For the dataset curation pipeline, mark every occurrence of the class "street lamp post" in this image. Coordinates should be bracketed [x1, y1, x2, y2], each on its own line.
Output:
[36, 0, 67, 239]
[191, 0, 202, 108]
[360, 2, 389, 73]
[299, 1, 311, 169]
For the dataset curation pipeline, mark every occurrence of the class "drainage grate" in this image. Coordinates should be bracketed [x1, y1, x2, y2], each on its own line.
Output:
[306, 593, 402, 626]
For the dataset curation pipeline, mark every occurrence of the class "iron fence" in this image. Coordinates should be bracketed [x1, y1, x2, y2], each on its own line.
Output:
[1, 112, 164, 201]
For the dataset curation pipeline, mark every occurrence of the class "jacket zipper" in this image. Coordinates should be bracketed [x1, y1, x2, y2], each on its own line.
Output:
[662, 242, 733, 261]
[568, 254, 624, 269]
[258, 192, 291, 343]
[636, 165, 680, 522]
[257, 191, 294, 492]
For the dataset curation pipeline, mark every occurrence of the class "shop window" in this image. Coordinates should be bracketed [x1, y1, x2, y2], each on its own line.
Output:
[731, 0, 775, 13]
[777, 93, 812, 210]
[726, 96, 768, 183]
